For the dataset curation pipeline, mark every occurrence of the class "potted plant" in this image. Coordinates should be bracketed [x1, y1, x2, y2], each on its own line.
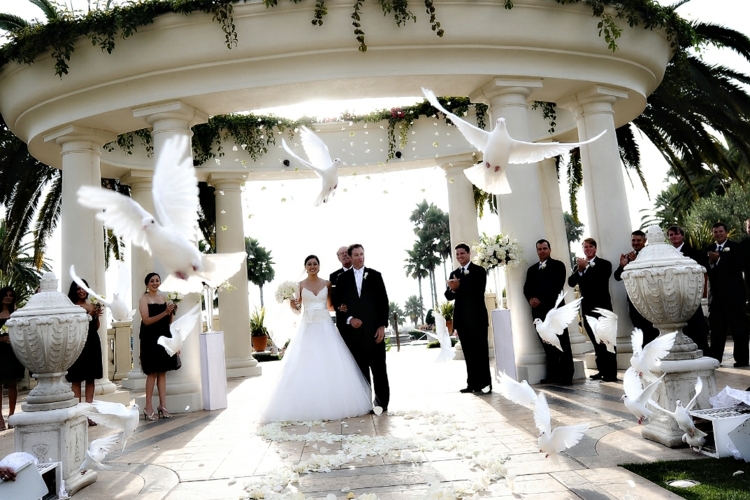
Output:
[250, 307, 269, 352]
[438, 302, 455, 335]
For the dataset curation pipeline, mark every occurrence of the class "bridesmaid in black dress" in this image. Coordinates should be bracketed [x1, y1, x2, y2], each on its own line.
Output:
[139, 272, 178, 421]
[0, 287, 25, 431]
[65, 279, 104, 415]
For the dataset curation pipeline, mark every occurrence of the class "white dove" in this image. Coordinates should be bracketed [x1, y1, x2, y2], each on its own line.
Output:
[630, 329, 677, 382]
[79, 434, 119, 473]
[281, 126, 341, 206]
[85, 401, 140, 452]
[682, 432, 706, 452]
[621, 367, 664, 425]
[533, 291, 583, 352]
[650, 377, 705, 437]
[533, 392, 589, 462]
[77, 134, 245, 294]
[422, 87, 605, 194]
[585, 308, 618, 354]
[497, 371, 538, 408]
[156, 302, 203, 357]
[426, 314, 456, 363]
[70, 265, 131, 322]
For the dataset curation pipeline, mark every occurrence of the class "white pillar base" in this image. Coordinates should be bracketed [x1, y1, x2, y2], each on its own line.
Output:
[226, 361, 262, 378]
[572, 340, 594, 356]
[516, 363, 547, 385]
[121, 373, 146, 390]
[94, 378, 117, 395]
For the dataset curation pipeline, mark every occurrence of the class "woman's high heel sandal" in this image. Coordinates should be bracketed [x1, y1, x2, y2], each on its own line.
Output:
[143, 409, 156, 421]
[157, 405, 172, 419]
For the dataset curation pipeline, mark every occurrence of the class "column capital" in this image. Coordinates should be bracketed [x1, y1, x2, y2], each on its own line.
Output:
[43, 125, 116, 149]
[133, 101, 208, 135]
[120, 170, 153, 189]
[558, 85, 629, 115]
[207, 172, 247, 188]
[439, 154, 477, 175]
[470, 77, 544, 106]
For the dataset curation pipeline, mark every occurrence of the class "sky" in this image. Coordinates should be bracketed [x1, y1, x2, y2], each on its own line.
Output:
[1, 0, 749, 340]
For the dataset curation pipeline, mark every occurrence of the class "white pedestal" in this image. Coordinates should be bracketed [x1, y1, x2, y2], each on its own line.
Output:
[200, 331, 228, 410]
[491, 309, 517, 380]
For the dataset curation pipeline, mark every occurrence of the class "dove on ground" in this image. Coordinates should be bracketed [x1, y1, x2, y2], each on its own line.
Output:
[70, 265, 131, 322]
[497, 371, 538, 408]
[630, 329, 677, 382]
[533, 392, 589, 462]
[533, 291, 583, 352]
[77, 135, 245, 294]
[585, 308, 618, 354]
[157, 303, 203, 356]
[85, 401, 140, 452]
[650, 377, 705, 437]
[422, 87, 605, 194]
[79, 434, 119, 473]
[621, 367, 664, 425]
[427, 314, 456, 363]
[682, 432, 706, 452]
[282, 126, 341, 206]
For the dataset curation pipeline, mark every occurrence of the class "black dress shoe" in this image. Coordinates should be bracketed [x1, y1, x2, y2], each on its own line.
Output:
[460, 387, 474, 393]
[589, 373, 603, 380]
[734, 363, 749, 368]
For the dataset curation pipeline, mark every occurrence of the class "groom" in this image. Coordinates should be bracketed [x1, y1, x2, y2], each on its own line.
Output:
[333, 244, 391, 411]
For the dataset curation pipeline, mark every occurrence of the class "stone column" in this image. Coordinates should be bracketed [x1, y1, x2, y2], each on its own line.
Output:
[132, 101, 207, 413]
[561, 86, 633, 366]
[208, 173, 261, 378]
[120, 171, 154, 390]
[471, 78, 547, 383]
[441, 156, 481, 269]
[538, 158, 590, 355]
[44, 125, 117, 396]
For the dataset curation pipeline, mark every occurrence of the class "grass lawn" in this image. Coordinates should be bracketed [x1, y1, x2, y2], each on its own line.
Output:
[621, 457, 750, 499]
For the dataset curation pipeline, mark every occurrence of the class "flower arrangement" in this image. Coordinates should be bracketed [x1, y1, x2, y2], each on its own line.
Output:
[275, 281, 298, 303]
[471, 233, 523, 271]
[166, 291, 183, 304]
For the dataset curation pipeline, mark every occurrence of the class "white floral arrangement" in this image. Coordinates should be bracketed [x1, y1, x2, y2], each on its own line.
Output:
[471, 233, 523, 271]
[275, 281, 298, 304]
[167, 291, 183, 304]
[216, 281, 236, 293]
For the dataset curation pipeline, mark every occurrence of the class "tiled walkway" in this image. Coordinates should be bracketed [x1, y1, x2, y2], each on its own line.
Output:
[1, 343, 749, 500]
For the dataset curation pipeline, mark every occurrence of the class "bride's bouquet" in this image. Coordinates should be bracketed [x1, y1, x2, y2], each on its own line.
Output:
[472, 233, 523, 271]
[275, 281, 298, 304]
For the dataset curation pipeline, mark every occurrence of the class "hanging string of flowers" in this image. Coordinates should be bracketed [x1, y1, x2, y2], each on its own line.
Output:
[472, 233, 523, 271]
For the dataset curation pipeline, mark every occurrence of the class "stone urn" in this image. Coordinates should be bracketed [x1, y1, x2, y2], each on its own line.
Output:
[6, 271, 90, 411]
[621, 225, 719, 447]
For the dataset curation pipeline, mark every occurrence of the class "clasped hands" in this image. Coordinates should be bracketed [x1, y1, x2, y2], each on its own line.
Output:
[619, 251, 637, 267]
[707, 250, 720, 264]
[447, 277, 460, 291]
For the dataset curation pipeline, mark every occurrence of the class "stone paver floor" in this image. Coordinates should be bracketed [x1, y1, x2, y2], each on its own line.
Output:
[1, 341, 749, 500]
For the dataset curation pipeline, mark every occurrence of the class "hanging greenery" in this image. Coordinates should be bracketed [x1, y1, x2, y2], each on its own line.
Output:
[0, 0, 696, 78]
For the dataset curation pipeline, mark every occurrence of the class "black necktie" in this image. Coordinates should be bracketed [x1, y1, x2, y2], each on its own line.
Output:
[459, 268, 465, 276]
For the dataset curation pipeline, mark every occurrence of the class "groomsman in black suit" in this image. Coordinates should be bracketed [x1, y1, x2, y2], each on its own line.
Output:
[667, 225, 710, 354]
[568, 238, 617, 382]
[444, 243, 491, 393]
[702, 222, 748, 366]
[329, 246, 352, 286]
[614, 230, 660, 347]
[333, 244, 391, 410]
[523, 239, 574, 385]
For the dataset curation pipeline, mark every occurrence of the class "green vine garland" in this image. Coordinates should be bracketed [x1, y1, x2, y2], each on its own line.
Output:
[0, 0, 696, 78]
[531, 101, 557, 134]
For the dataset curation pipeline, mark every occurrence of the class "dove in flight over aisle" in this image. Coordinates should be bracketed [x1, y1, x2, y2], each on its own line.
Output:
[621, 367, 664, 425]
[497, 371, 538, 408]
[157, 303, 203, 357]
[650, 377, 706, 438]
[282, 126, 341, 206]
[533, 392, 589, 462]
[585, 308, 618, 354]
[85, 401, 140, 452]
[79, 434, 119, 473]
[533, 291, 583, 352]
[426, 314, 456, 363]
[630, 329, 677, 382]
[422, 88, 605, 194]
[70, 265, 132, 322]
[77, 135, 244, 294]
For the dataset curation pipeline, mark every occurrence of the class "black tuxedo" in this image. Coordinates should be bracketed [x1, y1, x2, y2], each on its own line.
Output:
[676, 243, 710, 354]
[702, 240, 748, 365]
[444, 262, 491, 391]
[332, 267, 391, 409]
[614, 251, 660, 347]
[329, 268, 349, 287]
[523, 258, 574, 383]
[568, 257, 616, 379]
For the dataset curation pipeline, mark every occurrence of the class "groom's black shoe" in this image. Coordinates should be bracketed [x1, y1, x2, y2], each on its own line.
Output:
[459, 387, 474, 393]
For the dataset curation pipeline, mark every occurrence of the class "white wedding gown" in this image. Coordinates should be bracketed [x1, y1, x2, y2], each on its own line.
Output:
[259, 287, 373, 422]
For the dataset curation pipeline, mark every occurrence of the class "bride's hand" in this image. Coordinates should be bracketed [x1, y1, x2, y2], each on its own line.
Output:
[289, 298, 301, 311]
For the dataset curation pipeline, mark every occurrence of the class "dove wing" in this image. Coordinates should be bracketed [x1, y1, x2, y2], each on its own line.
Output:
[87, 402, 129, 430]
[549, 423, 589, 453]
[159, 274, 204, 294]
[299, 126, 335, 172]
[424, 331, 439, 341]
[641, 331, 677, 369]
[498, 372, 538, 407]
[623, 367, 643, 399]
[91, 434, 120, 455]
[70, 265, 111, 307]
[638, 373, 666, 406]
[507, 131, 606, 165]
[157, 335, 178, 357]
[584, 315, 601, 343]
[151, 135, 200, 240]
[282, 138, 317, 172]
[533, 392, 552, 435]
[545, 296, 582, 335]
[77, 185, 152, 253]
[170, 303, 202, 343]
[434, 314, 448, 337]
[592, 308, 617, 337]
[648, 398, 674, 418]
[422, 88, 490, 152]
[686, 377, 703, 411]
[631, 328, 644, 359]
[198, 252, 246, 288]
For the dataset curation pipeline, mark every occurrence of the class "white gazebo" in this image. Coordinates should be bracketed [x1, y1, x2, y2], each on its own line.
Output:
[0, 0, 673, 401]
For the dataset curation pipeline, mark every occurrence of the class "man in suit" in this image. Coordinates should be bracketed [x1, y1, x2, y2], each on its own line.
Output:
[523, 239, 574, 385]
[568, 238, 617, 382]
[329, 246, 352, 285]
[444, 243, 491, 393]
[667, 225, 710, 354]
[703, 222, 748, 366]
[333, 244, 391, 410]
[614, 230, 660, 347]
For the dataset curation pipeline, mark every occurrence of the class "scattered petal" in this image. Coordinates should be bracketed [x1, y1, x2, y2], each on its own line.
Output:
[733, 470, 744, 476]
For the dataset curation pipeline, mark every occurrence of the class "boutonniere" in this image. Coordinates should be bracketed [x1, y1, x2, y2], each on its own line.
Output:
[539, 262, 547, 270]
[588, 261, 596, 268]
[723, 247, 730, 253]
[364, 272, 369, 279]
[464, 269, 470, 275]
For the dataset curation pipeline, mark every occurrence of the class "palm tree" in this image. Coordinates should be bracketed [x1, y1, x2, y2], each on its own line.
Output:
[422, 205, 451, 281]
[403, 295, 424, 325]
[404, 246, 428, 313]
[388, 301, 405, 331]
[245, 237, 275, 307]
[0, 221, 51, 304]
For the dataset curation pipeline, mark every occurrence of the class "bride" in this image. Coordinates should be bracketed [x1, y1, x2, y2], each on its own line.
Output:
[260, 254, 373, 422]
